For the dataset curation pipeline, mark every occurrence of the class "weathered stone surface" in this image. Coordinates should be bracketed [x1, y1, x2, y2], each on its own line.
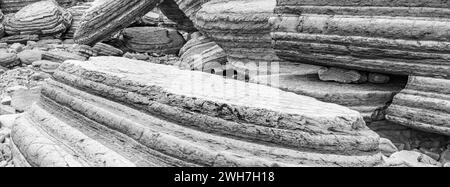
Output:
[93, 42, 123, 56]
[195, 0, 284, 72]
[251, 65, 405, 122]
[11, 56, 385, 167]
[72, 44, 96, 58]
[271, 0, 450, 78]
[178, 32, 227, 73]
[385, 150, 441, 167]
[318, 67, 366, 84]
[42, 50, 86, 63]
[74, 0, 162, 45]
[387, 76, 450, 136]
[0, 52, 19, 67]
[63, 1, 94, 39]
[369, 73, 391, 84]
[17, 49, 43, 65]
[0, 35, 39, 44]
[157, 0, 200, 32]
[11, 88, 41, 112]
[0, 0, 74, 14]
[122, 27, 185, 54]
[38, 60, 60, 74]
[4, 0, 72, 38]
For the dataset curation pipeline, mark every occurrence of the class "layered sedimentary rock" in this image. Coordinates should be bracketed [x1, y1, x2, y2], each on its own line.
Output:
[63, 1, 94, 39]
[0, 52, 19, 67]
[42, 50, 86, 63]
[122, 27, 185, 54]
[251, 64, 405, 122]
[271, 0, 450, 78]
[157, 0, 200, 32]
[4, 0, 72, 38]
[93, 43, 123, 56]
[195, 0, 285, 73]
[387, 77, 450, 136]
[0, 35, 39, 44]
[74, 0, 162, 45]
[178, 32, 227, 72]
[11, 57, 384, 167]
[0, 0, 73, 14]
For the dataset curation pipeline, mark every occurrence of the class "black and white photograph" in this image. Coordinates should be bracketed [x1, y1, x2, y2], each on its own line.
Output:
[0, 0, 449, 176]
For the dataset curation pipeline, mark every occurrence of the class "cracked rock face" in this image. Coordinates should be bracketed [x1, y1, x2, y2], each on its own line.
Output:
[10, 57, 385, 167]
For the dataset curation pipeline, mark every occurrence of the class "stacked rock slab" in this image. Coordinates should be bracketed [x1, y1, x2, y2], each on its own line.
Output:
[387, 77, 450, 136]
[11, 56, 384, 167]
[4, 0, 72, 38]
[74, 0, 163, 45]
[195, 0, 285, 73]
[271, 0, 450, 78]
[123, 27, 185, 54]
[178, 32, 227, 72]
[271, 0, 450, 135]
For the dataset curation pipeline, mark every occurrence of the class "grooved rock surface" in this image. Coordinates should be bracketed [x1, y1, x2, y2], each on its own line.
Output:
[63, 1, 95, 39]
[11, 56, 384, 167]
[387, 76, 450, 136]
[74, 0, 162, 45]
[0, 35, 39, 44]
[196, 0, 284, 72]
[93, 42, 123, 56]
[122, 27, 185, 54]
[178, 32, 227, 72]
[4, 0, 72, 38]
[42, 50, 86, 63]
[271, 0, 450, 78]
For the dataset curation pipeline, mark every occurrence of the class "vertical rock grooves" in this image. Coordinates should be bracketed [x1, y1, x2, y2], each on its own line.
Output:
[386, 76, 450, 136]
[74, 0, 164, 46]
[271, 0, 450, 78]
[12, 57, 384, 167]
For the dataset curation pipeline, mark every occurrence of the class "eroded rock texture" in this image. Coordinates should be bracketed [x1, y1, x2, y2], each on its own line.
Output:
[122, 27, 185, 54]
[387, 76, 450, 136]
[271, 0, 450, 78]
[196, 0, 284, 73]
[4, 0, 72, 38]
[11, 57, 384, 167]
[178, 32, 227, 73]
[157, 0, 203, 32]
[0, 0, 73, 14]
[74, 0, 163, 45]
[251, 64, 406, 122]
[63, 1, 95, 39]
